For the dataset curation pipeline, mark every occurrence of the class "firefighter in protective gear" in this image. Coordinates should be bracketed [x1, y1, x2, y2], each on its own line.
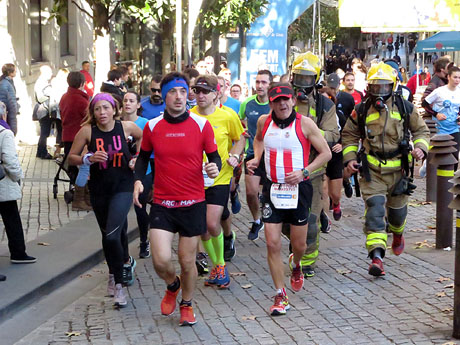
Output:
[284, 52, 339, 277]
[342, 62, 429, 277]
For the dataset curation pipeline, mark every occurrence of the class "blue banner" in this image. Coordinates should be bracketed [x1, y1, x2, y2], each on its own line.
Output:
[228, 0, 314, 87]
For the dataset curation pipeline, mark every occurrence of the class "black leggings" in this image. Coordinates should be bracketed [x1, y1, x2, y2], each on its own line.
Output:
[91, 192, 132, 284]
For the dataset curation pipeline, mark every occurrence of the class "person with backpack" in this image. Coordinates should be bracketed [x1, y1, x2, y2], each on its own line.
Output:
[342, 62, 429, 277]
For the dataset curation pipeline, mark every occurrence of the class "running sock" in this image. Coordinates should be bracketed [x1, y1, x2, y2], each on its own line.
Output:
[371, 248, 384, 260]
[224, 233, 233, 240]
[167, 276, 180, 292]
[211, 232, 225, 266]
[180, 299, 192, 307]
[202, 238, 217, 267]
[254, 218, 261, 225]
[276, 288, 287, 296]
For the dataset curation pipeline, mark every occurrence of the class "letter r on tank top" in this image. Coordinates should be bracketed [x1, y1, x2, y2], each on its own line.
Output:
[96, 138, 105, 152]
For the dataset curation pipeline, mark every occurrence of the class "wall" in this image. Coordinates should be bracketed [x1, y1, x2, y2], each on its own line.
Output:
[0, 0, 93, 143]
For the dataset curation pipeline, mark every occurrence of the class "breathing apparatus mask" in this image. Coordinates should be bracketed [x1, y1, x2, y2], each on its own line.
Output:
[368, 82, 393, 110]
[292, 74, 318, 101]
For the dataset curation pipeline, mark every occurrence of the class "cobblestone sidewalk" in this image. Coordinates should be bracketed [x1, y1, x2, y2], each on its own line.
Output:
[0, 144, 90, 255]
[15, 173, 459, 345]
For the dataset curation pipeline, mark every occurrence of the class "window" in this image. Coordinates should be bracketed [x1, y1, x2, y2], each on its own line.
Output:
[30, 0, 43, 63]
[60, 6, 70, 56]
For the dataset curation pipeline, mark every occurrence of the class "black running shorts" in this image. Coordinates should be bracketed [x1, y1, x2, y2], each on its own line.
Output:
[205, 184, 230, 207]
[244, 153, 266, 177]
[150, 201, 206, 237]
[326, 151, 343, 180]
[261, 180, 312, 226]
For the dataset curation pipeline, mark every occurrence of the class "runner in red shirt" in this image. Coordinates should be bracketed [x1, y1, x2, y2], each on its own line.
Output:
[133, 72, 221, 326]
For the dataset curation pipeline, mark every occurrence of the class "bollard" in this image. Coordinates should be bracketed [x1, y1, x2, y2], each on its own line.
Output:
[429, 134, 458, 249]
[448, 171, 460, 338]
[425, 120, 438, 202]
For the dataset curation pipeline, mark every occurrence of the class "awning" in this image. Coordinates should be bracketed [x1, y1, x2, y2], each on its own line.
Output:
[415, 31, 460, 52]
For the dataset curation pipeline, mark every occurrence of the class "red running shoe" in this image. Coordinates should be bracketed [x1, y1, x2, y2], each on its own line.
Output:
[161, 282, 181, 315]
[332, 203, 342, 221]
[270, 293, 290, 316]
[290, 258, 304, 292]
[179, 305, 197, 326]
[392, 234, 405, 256]
[368, 257, 385, 277]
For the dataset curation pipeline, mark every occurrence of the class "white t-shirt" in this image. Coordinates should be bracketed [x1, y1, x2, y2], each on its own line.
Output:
[425, 85, 460, 134]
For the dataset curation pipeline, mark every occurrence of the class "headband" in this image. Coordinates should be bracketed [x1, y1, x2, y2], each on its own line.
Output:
[161, 78, 189, 101]
[91, 93, 116, 108]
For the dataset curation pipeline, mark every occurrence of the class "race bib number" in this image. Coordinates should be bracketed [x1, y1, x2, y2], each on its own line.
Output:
[203, 163, 214, 187]
[270, 183, 299, 209]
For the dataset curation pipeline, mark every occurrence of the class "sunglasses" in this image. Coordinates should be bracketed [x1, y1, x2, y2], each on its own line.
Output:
[151, 88, 161, 93]
[192, 87, 213, 95]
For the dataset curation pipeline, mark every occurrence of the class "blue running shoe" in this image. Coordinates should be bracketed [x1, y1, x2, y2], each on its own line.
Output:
[216, 264, 230, 289]
[123, 256, 136, 286]
[231, 191, 241, 214]
[204, 267, 218, 286]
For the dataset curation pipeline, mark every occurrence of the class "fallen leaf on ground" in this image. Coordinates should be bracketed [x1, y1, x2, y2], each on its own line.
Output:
[445, 283, 454, 289]
[409, 228, 434, 233]
[420, 201, 432, 205]
[242, 315, 257, 321]
[408, 202, 421, 207]
[428, 225, 436, 229]
[241, 284, 252, 289]
[37, 242, 51, 246]
[436, 291, 447, 297]
[66, 332, 81, 337]
[336, 269, 352, 275]
[442, 307, 453, 313]
[441, 342, 457, 345]
[79, 274, 92, 278]
[437, 277, 451, 283]
[230, 272, 246, 277]
[414, 240, 435, 249]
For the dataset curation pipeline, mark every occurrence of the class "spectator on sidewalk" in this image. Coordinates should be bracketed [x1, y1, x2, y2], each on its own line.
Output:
[406, 72, 428, 95]
[100, 69, 125, 104]
[59, 71, 91, 211]
[34, 65, 54, 159]
[49, 68, 69, 158]
[0, 63, 19, 136]
[422, 56, 452, 117]
[80, 61, 94, 98]
[0, 101, 37, 265]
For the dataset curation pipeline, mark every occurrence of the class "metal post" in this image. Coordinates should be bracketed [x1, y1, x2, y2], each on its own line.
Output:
[176, 0, 182, 72]
[447, 173, 460, 338]
[454, 209, 460, 338]
[430, 133, 458, 248]
[317, 0, 321, 60]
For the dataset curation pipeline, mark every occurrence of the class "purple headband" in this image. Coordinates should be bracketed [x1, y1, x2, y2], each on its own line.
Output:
[161, 78, 189, 101]
[91, 93, 116, 108]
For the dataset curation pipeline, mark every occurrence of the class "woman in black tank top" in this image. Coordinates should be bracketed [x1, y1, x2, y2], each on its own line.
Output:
[68, 93, 142, 308]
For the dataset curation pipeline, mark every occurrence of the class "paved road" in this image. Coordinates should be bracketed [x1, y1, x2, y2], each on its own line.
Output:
[11, 160, 460, 345]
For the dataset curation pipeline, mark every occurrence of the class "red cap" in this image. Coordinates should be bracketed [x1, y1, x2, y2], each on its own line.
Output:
[268, 85, 294, 102]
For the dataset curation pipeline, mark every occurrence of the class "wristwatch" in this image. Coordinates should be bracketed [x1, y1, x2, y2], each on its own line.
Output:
[302, 168, 310, 179]
[229, 153, 240, 162]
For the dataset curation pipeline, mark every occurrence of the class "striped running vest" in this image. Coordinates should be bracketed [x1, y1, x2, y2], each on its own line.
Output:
[262, 112, 311, 183]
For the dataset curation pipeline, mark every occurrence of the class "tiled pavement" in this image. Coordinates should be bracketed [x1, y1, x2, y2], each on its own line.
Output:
[11, 152, 460, 345]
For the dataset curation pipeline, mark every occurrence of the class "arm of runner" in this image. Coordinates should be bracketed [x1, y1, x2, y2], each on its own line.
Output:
[68, 125, 107, 166]
[205, 150, 221, 178]
[133, 149, 152, 207]
[246, 114, 267, 175]
[227, 134, 246, 168]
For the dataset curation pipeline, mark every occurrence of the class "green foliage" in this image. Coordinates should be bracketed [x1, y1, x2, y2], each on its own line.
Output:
[288, 5, 356, 44]
[199, 0, 268, 33]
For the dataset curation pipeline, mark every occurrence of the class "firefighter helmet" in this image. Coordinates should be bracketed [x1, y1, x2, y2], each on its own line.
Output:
[367, 62, 397, 97]
[291, 52, 321, 88]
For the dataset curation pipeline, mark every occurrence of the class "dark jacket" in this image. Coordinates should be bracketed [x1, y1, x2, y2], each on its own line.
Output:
[100, 81, 124, 104]
[59, 87, 90, 142]
[422, 74, 447, 116]
[0, 77, 18, 135]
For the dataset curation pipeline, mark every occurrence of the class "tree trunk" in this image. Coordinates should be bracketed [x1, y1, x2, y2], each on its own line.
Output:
[211, 28, 220, 74]
[94, 28, 111, 93]
[161, 19, 172, 74]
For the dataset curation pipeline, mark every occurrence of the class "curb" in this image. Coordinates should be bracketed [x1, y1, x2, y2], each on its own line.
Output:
[0, 209, 139, 324]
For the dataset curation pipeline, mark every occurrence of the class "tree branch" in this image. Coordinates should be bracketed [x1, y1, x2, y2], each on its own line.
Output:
[71, 0, 93, 19]
[108, 0, 122, 20]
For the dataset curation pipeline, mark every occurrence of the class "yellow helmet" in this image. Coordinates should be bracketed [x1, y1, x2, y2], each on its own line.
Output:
[367, 62, 397, 97]
[292, 52, 321, 88]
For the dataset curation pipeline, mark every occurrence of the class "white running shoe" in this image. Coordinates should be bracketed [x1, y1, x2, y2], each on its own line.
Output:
[113, 283, 127, 308]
